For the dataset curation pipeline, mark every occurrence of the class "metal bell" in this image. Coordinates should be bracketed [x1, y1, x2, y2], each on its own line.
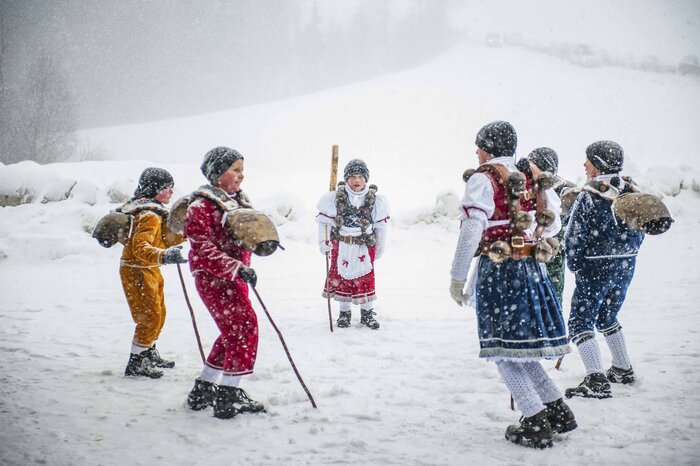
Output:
[536, 172, 555, 191]
[533, 240, 554, 262]
[535, 208, 556, 227]
[488, 240, 511, 263]
[513, 211, 533, 231]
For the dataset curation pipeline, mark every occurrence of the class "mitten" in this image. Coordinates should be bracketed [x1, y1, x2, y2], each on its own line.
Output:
[238, 266, 257, 287]
[319, 241, 332, 254]
[161, 246, 187, 265]
[449, 278, 469, 306]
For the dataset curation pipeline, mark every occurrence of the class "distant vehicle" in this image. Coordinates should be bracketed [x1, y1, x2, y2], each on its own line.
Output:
[485, 33, 504, 47]
[678, 54, 700, 76]
[568, 44, 601, 67]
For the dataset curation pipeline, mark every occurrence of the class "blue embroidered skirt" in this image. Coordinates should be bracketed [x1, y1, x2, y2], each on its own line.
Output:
[475, 256, 570, 360]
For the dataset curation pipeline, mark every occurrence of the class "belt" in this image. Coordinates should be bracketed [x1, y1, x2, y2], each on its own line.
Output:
[480, 242, 535, 261]
[336, 234, 367, 245]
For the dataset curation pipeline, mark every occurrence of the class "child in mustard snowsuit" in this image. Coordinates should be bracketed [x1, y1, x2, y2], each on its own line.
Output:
[120, 167, 187, 378]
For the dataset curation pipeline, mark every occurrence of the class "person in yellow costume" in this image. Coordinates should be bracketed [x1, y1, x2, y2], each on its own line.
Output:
[119, 167, 187, 379]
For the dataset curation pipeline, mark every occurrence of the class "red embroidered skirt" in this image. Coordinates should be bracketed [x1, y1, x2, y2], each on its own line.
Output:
[322, 241, 377, 304]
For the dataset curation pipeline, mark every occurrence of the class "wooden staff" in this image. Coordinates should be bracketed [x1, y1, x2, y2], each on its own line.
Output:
[325, 145, 339, 332]
[177, 263, 206, 364]
[329, 145, 339, 191]
[252, 285, 318, 409]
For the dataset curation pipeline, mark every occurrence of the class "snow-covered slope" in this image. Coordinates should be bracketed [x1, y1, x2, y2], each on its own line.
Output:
[1, 39, 700, 465]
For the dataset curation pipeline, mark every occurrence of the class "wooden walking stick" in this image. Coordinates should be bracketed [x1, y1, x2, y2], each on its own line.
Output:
[252, 285, 318, 409]
[329, 144, 339, 191]
[177, 263, 206, 364]
[554, 336, 573, 370]
[324, 145, 339, 332]
[554, 356, 564, 370]
[325, 225, 333, 333]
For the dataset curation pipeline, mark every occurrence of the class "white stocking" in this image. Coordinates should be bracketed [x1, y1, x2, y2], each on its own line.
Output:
[605, 331, 632, 370]
[577, 337, 604, 375]
[496, 360, 544, 418]
[523, 361, 562, 404]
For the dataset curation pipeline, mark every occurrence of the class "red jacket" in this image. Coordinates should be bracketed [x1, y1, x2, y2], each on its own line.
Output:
[185, 195, 251, 282]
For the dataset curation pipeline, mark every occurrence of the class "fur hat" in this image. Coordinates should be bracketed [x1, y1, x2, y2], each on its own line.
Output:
[344, 159, 369, 181]
[527, 147, 559, 174]
[586, 140, 623, 174]
[134, 167, 174, 199]
[201, 146, 243, 183]
[475, 121, 517, 158]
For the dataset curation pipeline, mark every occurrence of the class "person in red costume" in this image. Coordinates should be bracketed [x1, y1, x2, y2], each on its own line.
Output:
[183, 146, 264, 420]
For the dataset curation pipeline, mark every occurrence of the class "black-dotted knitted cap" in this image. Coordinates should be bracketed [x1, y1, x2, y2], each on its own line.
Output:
[527, 147, 559, 174]
[343, 159, 369, 181]
[586, 140, 623, 174]
[475, 120, 517, 158]
[200, 146, 243, 183]
[134, 167, 174, 199]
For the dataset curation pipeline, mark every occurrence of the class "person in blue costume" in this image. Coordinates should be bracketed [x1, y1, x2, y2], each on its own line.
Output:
[450, 121, 575, 449]
[564, 141, 644, 400]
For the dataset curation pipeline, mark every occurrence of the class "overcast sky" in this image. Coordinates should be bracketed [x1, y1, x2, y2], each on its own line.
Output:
[2, 0, 698, 129]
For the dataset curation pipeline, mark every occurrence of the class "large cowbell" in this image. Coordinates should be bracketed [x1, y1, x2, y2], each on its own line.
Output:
[168, 196, 190, 235]
[167, 196, 280, 256]
[92, 211, 131, 247]
[613, 192, 674, 235]
[225, 209, 280, 256]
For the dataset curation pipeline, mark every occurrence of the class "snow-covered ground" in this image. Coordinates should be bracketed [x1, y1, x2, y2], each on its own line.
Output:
[1, 40, 700, 465]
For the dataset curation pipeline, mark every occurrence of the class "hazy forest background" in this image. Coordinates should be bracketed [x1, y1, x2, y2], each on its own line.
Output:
[0, 0, 456, 164]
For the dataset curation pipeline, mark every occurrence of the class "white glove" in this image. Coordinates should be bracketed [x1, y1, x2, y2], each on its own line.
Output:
[449, 278, 469, 306]
[375, 246, 384, 260]
[374, 225, 386, 260]
[319, 241, 332, 254]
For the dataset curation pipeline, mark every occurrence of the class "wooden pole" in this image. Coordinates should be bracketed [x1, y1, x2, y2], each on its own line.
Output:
[177, 264, 206, 364]
[325, 145, 339, 332]
[325, 225, 333, 333]
[329, 145, 339, 191]
[252, 286, 318, 409]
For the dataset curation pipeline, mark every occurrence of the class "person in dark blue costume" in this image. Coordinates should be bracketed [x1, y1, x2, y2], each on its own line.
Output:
[450, 121, 575, 449]
[564, 141, 644, 399]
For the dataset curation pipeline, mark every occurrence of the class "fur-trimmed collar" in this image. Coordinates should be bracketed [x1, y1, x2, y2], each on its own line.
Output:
[118, 198, 169, 217]
[583, 175, 639, 200]
[191, 185, 252, 211]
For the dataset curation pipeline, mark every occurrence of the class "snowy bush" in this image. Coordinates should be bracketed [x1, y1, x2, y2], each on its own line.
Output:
[106, 179, 134, 204]
[648, 165, 683, 197]
[42, 179, 77, 203]
[0, 186, 36, 206]
[678, 164, 700, 193]
[256, 192, 305, 226]
[81, 209, 103, 236]
[69, 180, 100, 205]
[405, 190, 461, 226]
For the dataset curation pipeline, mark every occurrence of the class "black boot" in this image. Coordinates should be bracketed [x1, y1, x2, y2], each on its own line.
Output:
[213, 385, 265, 419]
[565, 372, 612, 399]
[504, 410, 553, 449]
[147, 344, 175, 368]
[187, 379, 216, 411]
[360, 309, 380, 330]
[545, 398, 577, 434]
[337, 310, 351, 328]
[124, 351, 163, 379]
[607, 366, 635, 384]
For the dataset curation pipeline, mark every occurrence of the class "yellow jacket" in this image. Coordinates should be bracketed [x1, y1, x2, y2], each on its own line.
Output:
[121, 210, 184, 268]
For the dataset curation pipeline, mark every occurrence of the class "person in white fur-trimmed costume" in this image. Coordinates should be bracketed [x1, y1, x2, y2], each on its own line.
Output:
[449, 121, 575, 449]
[316, 159, 390, 329]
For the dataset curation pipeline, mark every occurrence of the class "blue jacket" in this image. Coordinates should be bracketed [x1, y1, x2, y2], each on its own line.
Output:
[564, 180, 644, 273]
